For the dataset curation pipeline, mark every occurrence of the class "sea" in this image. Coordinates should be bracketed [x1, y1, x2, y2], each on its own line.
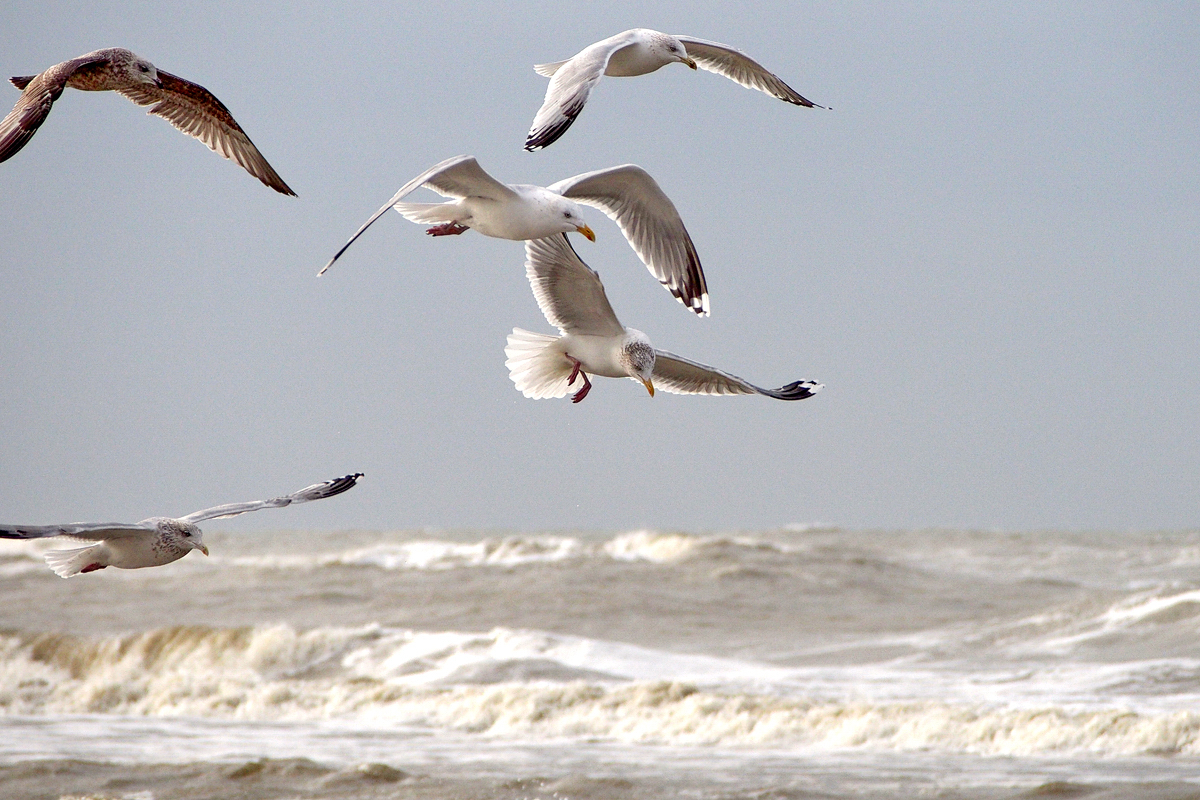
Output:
[0, 526, 1198, 799]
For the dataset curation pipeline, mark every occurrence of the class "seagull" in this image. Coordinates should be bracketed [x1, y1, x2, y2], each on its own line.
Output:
[526, 29, 824, 150]
[319, 154, 708, 315]
[0, 473, 362, 578]
[1, 47, 295, 195]
[505, 234, 822, 403]
[320, 156, 708, 315]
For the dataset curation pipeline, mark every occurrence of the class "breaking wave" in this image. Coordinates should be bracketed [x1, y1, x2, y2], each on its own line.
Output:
[222, 530, 781, 572]
[0, 624, 1196, 757]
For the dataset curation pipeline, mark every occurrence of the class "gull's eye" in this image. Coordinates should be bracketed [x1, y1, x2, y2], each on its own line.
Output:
[138, 64, 149, 72]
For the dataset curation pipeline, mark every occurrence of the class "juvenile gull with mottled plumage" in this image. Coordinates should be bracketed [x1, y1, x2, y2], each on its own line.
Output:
[0, 473, 362, 578]
[1, 47, 295, 194]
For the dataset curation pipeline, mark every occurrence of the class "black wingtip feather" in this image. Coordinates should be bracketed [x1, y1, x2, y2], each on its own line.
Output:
[525, 100, 585, 151]
[767, 380, 823, 401]
[317, 473, 364, 500]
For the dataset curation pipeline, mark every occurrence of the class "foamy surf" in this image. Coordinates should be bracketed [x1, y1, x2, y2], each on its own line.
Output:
[0, 623, 1197, 757]
[2, 527, 1198, 797]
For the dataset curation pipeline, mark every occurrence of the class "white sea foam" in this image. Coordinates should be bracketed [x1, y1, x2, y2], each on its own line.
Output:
[0, 624, 1197, 757]
[1004, 588, 1200, 657]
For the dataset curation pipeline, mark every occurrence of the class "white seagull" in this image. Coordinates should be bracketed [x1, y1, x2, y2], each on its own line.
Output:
[319, 155, 708, 315]
[526, 28, 824, 150]
[505, 234, 822, 403]
[0, 473, 362, 578]
[1, 47, 295, 195]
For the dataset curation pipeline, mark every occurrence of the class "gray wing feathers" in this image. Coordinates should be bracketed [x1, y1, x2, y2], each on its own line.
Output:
[551, 165, 709, 315]
[116, 70, 295, 195]
[180, 473, 363, 524]
[653, 351, 823, 400]
[524, 235, 625, 337]
[420, 156, 519, 202]
[674, 36, 822, 108]
[525, 41, 616, 150]
[0, 522, 155, 541]
[319, 156, 511, 275]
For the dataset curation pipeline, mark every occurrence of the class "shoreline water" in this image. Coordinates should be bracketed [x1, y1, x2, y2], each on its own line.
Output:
[1, 527, 1197, 798]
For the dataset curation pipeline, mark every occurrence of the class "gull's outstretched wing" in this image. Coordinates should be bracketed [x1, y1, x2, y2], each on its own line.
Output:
[525, 31, 640, 151]
[0, 521, 155, 541]
[551, 165, 708, 316]
[319, 155, 516, 275]
[652, 350, 823, 399]
[1, 55, 109, 163]
[524, 234, 625, 337]
[673, 36, 823, 108]
[180, 473, 363, 524]
[116, 70, 295, 195]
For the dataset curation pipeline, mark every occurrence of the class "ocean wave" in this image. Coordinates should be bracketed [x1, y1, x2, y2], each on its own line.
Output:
[1003, 588, 1200, 657]
[225, 530, 787, 573]
[0, 624, 1196, 757]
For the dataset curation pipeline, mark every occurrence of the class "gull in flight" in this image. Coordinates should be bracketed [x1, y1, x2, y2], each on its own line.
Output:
[526, 28, 824, 150]
[320, 154, 709, 315]
[1, 47, 295, 195]
[0, 473, 362, 578]
[505, 234, 822, 403]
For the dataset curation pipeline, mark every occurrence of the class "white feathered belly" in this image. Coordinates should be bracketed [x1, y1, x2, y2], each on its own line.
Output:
[461, 193, 572, 240]
[560, 334, 627, 378]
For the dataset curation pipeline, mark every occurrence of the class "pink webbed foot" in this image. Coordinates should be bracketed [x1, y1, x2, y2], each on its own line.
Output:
[426, 222, 469, 237]
[571, 379, 593, 403]
[80, 563, 107, 573]
[566, 356, 592, 403]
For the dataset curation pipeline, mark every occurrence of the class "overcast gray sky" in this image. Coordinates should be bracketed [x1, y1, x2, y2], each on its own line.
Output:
[1, 1, 1196, 533]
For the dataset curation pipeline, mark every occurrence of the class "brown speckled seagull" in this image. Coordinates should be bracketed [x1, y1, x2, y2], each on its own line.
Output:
[0, 473, 362, 578]
[1, 47, 295, 195]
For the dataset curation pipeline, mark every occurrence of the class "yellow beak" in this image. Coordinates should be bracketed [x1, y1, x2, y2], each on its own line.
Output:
[683, 57, 698, 70]
[642, 378, 655, 397]
[198, 544, 210, 556]
[576, 224, 596, 242]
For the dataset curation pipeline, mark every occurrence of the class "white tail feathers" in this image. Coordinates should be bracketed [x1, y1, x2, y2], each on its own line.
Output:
[504, 329, 573, 399]
[533, 61, 568, 78]
[389, 202, 459, 225]
[43, 545, 101, 579]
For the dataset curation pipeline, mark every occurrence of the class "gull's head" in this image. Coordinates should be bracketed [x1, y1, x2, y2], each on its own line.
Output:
[162, 519, 209, 556]
[651, 33, 697, 70]
[621, 329, 656, 397]
[185, 525, 209, 557]
[551, 198, 596, 242]
[122, 52, 162, 88]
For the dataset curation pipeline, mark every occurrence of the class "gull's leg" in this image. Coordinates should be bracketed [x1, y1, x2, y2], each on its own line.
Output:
[571, 375, 593, 403]
[565, 355, 592, 402]
[426, 222, 470, 237]
[80, 563, 107, 573]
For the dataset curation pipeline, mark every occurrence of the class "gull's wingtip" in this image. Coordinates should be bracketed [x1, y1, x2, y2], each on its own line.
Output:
[771, 380, 824, 401]
[322, 472, 364, 498]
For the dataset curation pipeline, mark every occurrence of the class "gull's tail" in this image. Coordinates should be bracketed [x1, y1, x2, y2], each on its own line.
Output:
[533, 61, 568, 78]
[390, 201, 460, 226]
[504, 329, 573, 399]
[43, 545, 101, 579]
